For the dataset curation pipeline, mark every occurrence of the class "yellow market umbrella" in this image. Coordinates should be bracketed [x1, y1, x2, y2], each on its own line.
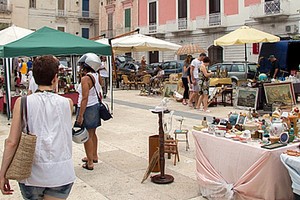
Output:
[214, 26, 280, 61]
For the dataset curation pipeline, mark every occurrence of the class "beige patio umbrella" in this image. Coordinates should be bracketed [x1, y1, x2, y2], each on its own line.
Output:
[111, 33, 181, 53]
[175, 44, 206, 55]
[214, 26, 280, 61]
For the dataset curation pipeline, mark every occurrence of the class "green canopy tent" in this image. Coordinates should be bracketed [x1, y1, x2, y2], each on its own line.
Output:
[1, 26, 112, 119]
[0, 26, 112, 57]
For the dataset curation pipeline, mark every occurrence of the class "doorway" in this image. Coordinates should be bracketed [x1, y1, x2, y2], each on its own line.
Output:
[149, 51, 159, 63]
[208, 45, 223, 64]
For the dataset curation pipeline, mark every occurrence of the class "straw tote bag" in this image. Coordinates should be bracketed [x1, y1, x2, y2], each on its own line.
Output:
[5, 96, 37, 181]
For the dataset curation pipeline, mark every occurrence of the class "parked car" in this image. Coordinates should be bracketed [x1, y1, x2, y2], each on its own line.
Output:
[209, 61, 258, 86]
[117, 62, 139, 75]
[162, 60, 184, 79]
[115, 55, 134, 67]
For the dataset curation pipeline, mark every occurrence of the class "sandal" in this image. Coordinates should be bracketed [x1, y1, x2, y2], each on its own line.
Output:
[81, 157, 98, 163]
[82, 163, 94, 170]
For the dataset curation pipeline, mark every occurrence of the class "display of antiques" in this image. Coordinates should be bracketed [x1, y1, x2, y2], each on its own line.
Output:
[193, 107, 300, 148]
[58, 67, 75, 94]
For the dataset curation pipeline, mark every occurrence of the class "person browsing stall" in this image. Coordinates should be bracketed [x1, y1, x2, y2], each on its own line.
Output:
[196, 56, 213, 112]
[182, 55, 192, 105]
[0, 55, 75, 199]
[77, 53, 103, 171]
[269, 55, 280, 79]
[189, 53, 206, 108]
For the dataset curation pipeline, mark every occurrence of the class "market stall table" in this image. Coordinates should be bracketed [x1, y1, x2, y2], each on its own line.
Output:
[192, 130, 299, 200]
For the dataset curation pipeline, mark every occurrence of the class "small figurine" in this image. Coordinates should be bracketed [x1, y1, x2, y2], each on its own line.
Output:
[212, 117, 220, 125]
[202, 117, 208, 128]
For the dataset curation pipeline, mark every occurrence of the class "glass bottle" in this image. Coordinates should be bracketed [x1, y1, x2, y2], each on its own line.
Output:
[202, 117, 208, 128]
[289, 122, 295, 143]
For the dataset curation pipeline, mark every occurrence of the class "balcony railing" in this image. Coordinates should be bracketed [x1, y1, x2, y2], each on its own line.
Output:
[165, 18, 194, 32]
[78, 11, 96, 22]
[149, 23, 157, 33]
[0, 3, 11, 13]
[106, 0, 116, 5]
[196, 13, 227, 30]
[178, 18, 187, 30]
[209, 13, 221, 26]
[265, 0, 280, 14]
[249, 0, 290, 19]
[57, 9, 66, 17]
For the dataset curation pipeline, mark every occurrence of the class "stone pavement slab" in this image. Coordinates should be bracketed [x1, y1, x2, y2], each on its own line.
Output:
[0, 90, 245, 200]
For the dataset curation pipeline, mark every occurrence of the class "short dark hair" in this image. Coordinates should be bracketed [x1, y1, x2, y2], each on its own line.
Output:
[33, 55, 59, 86]
[203, 56, 210, 63]
[200, 53, 206, 57]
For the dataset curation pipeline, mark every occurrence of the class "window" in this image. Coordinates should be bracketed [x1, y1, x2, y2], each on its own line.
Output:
[57, 27, 65, 32]
[125, 8, 131, 31]
[209, 0, 220, 14]
[178, 0, 187, 18]
[107, 13, 113, 37]
[58, 0, 64, 10]
[149, 1, 157, 33]
[82, 0, 89, 17]
[178, 0, 187, 29]
[82, 28, 89, 39]
[29, 0, 36, 8]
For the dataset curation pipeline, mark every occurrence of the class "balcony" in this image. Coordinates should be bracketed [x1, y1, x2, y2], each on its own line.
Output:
[0, 3, 12, 13]
[149, 23, 157, 33]
[166, 18, 194, 34]
[197, 13, 227, 32]
[78, 11, 95, 22]
[56, 9, 66, 18]
[249, 0, 290, 22]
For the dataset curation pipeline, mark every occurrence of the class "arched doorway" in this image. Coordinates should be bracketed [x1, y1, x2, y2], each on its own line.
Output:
[208, 45, 223, 64]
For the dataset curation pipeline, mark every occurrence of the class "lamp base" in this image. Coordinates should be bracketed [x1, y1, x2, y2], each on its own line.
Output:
[151, 174, 174, 184]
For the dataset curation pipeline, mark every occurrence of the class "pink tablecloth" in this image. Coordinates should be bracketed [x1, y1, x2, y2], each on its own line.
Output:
[193, 130, 299, 200]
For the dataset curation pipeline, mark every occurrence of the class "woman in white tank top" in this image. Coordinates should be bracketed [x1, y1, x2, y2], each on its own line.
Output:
[76, 53, 103, 171]
[0, 55, 75, 199]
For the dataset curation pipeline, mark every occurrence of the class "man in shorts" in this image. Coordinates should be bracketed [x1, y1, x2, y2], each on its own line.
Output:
[189, 53, 206, 107]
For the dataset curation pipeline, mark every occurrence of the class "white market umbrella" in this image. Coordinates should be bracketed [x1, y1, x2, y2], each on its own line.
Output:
[0, 25, 33, 45]
[214, 26, 280, 61]
[111, 33, 181, 53]
[0, 25, 33, 119]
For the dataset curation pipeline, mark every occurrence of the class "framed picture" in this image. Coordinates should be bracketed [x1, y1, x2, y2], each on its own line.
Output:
[263, 82, 296, 105]
[235, 87, 258, 110]
[163, 83, 178, 97]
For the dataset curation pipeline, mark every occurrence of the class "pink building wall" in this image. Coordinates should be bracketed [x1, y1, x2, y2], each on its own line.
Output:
[190, 0, 206, 20]
[138, 0, 147, 26]
[159, 0, 176, 24]
[224, 0, 238, 15]
[245, 0, 261, 7]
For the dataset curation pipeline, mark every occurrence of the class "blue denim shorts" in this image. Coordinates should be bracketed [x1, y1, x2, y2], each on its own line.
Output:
[76, 103, 101, 129]
[19, 182, 73, 200]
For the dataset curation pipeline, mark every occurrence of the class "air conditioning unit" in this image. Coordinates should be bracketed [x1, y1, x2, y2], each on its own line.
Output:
[285, 25, 299, 33]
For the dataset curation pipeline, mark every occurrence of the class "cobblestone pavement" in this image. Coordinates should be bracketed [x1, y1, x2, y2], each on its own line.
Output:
[0, 90, 243, 200]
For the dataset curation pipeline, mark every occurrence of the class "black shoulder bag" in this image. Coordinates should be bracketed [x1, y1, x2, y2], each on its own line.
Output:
[87, 74, 112, 121]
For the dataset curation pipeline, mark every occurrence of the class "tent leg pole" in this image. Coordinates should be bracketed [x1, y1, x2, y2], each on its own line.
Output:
[245, 43, 247, 62]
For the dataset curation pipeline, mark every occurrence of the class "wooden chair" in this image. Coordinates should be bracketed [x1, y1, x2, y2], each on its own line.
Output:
[164, 139, 180, 166]
[121, 74, 135, 90]
[138, 74, 152, 95]
[174, 116, 189, 151]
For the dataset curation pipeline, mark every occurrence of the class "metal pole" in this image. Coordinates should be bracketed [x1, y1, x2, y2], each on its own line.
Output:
[245, 43, 248, 62]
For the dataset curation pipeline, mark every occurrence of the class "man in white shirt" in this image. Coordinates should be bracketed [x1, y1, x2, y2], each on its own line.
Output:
[189, 53, 206, 107]
[99, 56, 109, 98]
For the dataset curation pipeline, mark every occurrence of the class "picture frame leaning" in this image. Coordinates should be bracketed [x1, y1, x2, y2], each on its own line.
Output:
[263, 82, 296, 106]
[235, 87, 258, 110]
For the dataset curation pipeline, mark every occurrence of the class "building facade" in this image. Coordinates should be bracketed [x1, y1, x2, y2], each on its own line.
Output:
[0, 0, 100, 38]
[99, 0, 139, 38]
[138, 0, 300, 63]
